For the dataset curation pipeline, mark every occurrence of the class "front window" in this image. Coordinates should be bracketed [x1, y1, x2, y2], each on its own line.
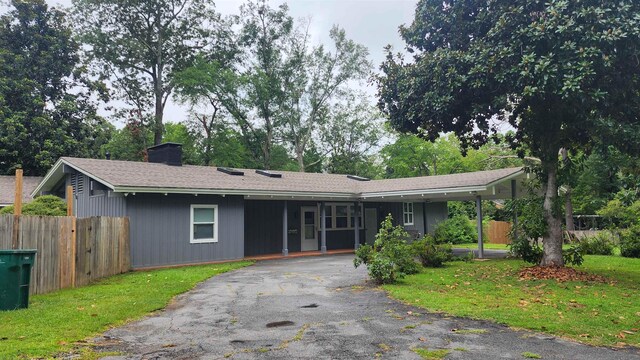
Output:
[403, 202, 414, 225]
[321, 203, 363, 230]
[191, 205, 218, 243]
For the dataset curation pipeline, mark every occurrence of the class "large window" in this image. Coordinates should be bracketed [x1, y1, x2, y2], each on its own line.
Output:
[321, 203, 363, 230]
[403, 202, 414, 225]
[190, 205, 218, 243]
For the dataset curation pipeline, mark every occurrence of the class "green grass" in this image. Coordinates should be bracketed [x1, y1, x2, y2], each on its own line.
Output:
[0, 261, 253, 359]
[522, 352, 543, 359]
[384, 256, 640, 347]
[412, 347, 450, 359]
[453, 243, 510, 250]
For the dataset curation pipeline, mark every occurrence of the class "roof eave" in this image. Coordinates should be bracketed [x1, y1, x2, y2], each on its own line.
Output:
[31, 158, 116, 197]
[112, 186, 356, 199]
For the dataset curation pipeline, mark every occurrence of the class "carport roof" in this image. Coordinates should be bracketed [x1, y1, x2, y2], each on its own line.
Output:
[33, 157, 528, 201]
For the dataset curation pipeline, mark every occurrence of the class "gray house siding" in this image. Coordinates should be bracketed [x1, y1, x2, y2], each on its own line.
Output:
[67, 173, 127, 218]
[127, 194, 244, 268]
[424, 202, 448, 234]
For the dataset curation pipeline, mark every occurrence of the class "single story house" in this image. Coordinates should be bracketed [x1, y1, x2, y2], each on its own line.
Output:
[32, 143, 527, 269]
[0, 175, 43, 208]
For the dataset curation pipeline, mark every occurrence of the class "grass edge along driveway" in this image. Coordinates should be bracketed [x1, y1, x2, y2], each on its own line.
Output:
[384, 256, 640, 348]
[0, 260, 253, 359]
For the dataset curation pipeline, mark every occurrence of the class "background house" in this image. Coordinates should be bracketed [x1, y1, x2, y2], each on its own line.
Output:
[33, 143, 527, 269]
[0, 175, 43, 208]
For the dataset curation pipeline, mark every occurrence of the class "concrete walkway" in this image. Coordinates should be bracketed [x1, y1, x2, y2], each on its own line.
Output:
[95, 255, 639, 359]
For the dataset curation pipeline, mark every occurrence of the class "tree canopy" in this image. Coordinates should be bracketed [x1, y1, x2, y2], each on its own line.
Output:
[0, 0, 111, 176]
[377, 0, 640, 266]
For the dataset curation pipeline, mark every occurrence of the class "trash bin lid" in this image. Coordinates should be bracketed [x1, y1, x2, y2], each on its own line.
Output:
[0, 249, 37, 254]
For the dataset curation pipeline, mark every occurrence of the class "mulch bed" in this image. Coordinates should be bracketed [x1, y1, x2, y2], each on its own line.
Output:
[518, 266, 610, 283]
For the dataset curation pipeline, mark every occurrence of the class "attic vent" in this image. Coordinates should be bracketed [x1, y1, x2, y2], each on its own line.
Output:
[71, 173, 85, 193]
[255, 169, 282, 178]
[347, 175, 370, 181]
[217, 167, 244, 176]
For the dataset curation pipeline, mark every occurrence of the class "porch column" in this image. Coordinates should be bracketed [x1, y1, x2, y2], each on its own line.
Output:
[422, 201, 428, 236]
[511, 179, 518, 240]
[354, 202, 360, 250]
[476, 195, 484, 259]
[320, 202, 327, 253]
[282, 200, 288, 256]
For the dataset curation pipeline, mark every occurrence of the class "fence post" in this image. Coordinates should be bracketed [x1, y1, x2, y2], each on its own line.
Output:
[71, 216, 77, 287]
[11, 169, 23, 249]
[66, 185, 73, 216]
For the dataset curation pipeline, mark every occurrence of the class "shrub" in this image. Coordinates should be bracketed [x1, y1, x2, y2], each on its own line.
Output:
[579, 233, 615, 255]
[562, 245, 585, 266]
[0, 195, 67, 216]
[353, 214, 420, 284]
[412, 235, 452, 267]
[433, 215, 477, 244]
[508, 235, 543, 264]
[620, 226, 640, 258]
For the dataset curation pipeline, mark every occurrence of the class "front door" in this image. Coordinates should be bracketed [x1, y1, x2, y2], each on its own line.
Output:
[301, 207, 319, 251]
[365, 208, 378, 245]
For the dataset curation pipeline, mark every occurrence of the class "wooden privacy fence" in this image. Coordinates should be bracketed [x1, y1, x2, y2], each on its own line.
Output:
[487, 220, 512, 244]
[0, 215, 130, 294]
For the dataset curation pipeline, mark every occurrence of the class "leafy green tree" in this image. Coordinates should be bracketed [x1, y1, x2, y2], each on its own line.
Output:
[73, 0, 228, 145]
[0, 0, 112, 176]
[102, 118, 152, 162]
[321, 94, 383, 177]
[163, 122, 199, 165]
[377, 0, 640, 266]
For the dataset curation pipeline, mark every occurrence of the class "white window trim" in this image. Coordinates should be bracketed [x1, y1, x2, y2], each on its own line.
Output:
[319, 203, 364, 231]
[190, 204, 219, 244]
[403, 202, 414, 225]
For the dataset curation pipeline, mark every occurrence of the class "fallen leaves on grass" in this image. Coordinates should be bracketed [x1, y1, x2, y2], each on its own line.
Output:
[518, 266, 610, 283]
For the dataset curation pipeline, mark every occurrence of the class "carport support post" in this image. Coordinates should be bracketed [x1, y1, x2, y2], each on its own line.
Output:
[511, 179, 518, 240]
[320, 202, 327, 253]
[282, 201, 288, 256]
[354, 202, 360, 250]
[476, 195, 484, 259]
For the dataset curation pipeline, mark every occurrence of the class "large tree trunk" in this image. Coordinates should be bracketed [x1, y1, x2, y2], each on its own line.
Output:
[154, 95, 164, 145]
[540, 160, 564, 266]
[565, 187, 575, 231]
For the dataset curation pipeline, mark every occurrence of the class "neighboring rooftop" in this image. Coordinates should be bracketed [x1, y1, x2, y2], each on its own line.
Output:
[33, 157, 527, 201]
[0, 175, 43, 206]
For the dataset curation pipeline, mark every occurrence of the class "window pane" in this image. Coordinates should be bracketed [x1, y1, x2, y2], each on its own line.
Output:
[336, 205, 348, 216]
[305, 225, 315, 239]
[336, 217, 348, 228]
[325, 217, 332, 229]
[194, 224, 214, 239]
[194, 208, 215, 223]
[304, 211, 315, 225]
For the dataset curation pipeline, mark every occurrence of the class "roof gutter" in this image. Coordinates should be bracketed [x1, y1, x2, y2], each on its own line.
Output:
[360, 185, 488, 199]
[113, 186, 356, 199]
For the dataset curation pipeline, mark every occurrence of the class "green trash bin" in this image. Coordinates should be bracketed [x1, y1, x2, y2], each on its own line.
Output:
[0, 249, 37, 311]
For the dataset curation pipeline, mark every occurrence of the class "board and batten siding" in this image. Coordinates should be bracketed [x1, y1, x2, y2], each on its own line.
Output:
[67, 173, 126, 218]
[126, 194, 244, 268]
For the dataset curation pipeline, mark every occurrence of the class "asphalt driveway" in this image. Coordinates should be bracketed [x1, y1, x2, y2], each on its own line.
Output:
[95, 255, 639, 359]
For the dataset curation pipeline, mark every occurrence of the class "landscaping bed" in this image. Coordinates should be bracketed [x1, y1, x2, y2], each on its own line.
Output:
[384, 256, 640, 347]
[0, 261, 253, 359]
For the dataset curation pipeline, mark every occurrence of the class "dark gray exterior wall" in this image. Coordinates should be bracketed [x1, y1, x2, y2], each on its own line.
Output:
[67, 173, 127, 218]
[126, 193, 244, 268]
[424, 202, 448, 234]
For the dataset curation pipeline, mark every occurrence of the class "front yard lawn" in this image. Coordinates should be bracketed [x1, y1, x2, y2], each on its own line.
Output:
[453, 243, 510, 250]
[0, 261, 253, 359]
[384, 256, 640, 347]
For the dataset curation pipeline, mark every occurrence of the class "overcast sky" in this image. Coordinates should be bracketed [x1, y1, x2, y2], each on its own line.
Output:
[33, 0, 418, 123]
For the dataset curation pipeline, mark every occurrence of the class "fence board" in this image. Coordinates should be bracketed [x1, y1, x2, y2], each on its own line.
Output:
[487, 221, 512, 244]
[0, 215, 130, 295]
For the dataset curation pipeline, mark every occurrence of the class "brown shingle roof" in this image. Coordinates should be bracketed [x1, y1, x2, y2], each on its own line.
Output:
[0, 175, 42, 205]
[57, 157, 522, 196]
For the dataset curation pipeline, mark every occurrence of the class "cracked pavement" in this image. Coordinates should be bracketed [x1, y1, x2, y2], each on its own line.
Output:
[94, 255, 640, 359]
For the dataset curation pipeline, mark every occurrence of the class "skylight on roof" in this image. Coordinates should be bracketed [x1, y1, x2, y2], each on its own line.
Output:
[255, 169, 282, 178]
[347, 175, 370, 181]
[217, 167, 244, 176]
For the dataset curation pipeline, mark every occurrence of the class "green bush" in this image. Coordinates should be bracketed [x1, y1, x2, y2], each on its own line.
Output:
[563, 245, 585, 266]
[0, 195, 67, 216]
[579, 233, 615, 255]
[412, 235, 452, 267]
[353, 214, 420, 284]
[620, 226, 640, 258]
[434, 215, 477, 244]
[508, 235, 543, 264]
